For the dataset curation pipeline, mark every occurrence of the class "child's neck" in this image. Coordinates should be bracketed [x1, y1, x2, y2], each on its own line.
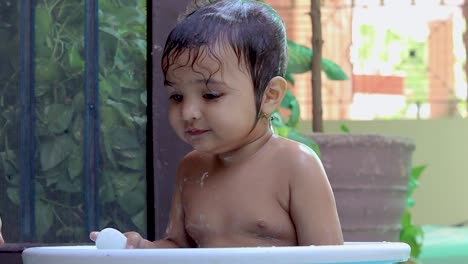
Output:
[216, 129, 273, 166]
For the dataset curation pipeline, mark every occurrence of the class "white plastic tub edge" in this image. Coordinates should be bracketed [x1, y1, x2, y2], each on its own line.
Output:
[22, 242, 410, 264]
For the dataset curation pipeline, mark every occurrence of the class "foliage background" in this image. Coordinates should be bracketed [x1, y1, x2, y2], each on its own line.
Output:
[0, 0, 147, 243]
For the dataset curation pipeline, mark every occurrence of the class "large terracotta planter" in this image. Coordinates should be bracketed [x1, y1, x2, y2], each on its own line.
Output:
[308, 134, 415, 242]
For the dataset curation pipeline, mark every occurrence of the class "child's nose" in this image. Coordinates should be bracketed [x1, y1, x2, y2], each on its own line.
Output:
[182, 101, 201, 121]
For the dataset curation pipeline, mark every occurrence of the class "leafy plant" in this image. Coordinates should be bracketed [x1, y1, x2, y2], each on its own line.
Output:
[400, 165, 426, 261]
[272, 40, 348, 154]
[0, 0, 147, 242]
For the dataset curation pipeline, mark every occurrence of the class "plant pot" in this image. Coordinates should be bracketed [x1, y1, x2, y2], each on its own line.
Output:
[308, 134, 415, 242]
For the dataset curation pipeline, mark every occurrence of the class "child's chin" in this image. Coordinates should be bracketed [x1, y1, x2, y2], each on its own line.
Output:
[190, 143, 219, 154]
[192, 145, 212, 153]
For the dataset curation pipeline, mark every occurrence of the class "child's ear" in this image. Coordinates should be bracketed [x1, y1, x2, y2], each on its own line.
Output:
[261, 76, 287, 114]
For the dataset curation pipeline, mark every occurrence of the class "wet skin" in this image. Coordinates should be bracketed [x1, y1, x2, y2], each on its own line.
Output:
[174, 134, 341, 247]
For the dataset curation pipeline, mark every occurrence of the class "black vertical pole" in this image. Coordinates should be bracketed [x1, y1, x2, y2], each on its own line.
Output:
[146, 0, 156, 241]
[152, 0, 192, 239]
[84, 0, 100, 234]
[19, 0, 36, 242]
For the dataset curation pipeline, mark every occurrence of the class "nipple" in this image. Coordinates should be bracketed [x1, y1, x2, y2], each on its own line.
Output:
[257, 219, 267, 229]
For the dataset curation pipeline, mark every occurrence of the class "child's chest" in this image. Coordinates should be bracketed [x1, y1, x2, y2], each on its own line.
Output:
[180, 167, 296, 247]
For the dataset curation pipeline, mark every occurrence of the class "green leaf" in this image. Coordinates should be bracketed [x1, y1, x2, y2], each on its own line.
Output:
[411, 165, 427, 180]
[131, 210, 146, 231]
[107, 99, 134, 127]
[105, 170, 139, 197]
[101, 105, 120, 130]
[35, 7, 52, 38]
[99, 75, 114, 99]
[120, 72, 139, 90]
[68, 45, 84, 70]
[7, 187, 20, 205]
[121, 92, 141, 106]
[56, 174, 82, 193]
[118, 188, 145, 216]
[287, 40, 313, 74]
[36, 60, 63, 81]
[271, 111, 287, 128]
[279, 89, 301, 128]
[288, 103, 300, 128]
[340, 124, 350, 133]
[99, 183, 116, 205]
[284, 71, 295, 85]
[1, 149, 19, 184]
[101, 125, 118, 168]
[400, 165, 425, 259]
[133, 39, 147, 60]
[133, 115, 147, 127]
[110, 127, 140, 151]
[279, 89, 295, 108]
[321, 58, 349, 80]
[100, 26, 121, 40]
[117, 149, 144, 170]
[286, 40, 348, 80]
[40, 135, 75, 171]
[400, 224, 424, 258]
[35, 200, 54, 240]
[400, 210, 411, 228]
[44, 104, 74, 134]
[71, 115, 84, 142]
[140, 91, 147, 106]
[72, 92, 85, 114]
[67, 151, 83, 180]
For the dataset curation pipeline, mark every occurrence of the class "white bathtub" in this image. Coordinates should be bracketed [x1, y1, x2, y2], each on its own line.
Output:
[22, 242, 410, 264]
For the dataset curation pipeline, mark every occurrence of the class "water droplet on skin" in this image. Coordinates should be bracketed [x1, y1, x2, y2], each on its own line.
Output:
[200, 172, 209, 187]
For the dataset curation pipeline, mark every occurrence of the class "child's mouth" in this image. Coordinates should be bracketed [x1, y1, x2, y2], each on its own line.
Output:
[186, 129, 210, 136]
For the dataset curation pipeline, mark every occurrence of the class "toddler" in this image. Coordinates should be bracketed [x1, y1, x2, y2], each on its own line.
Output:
[92, 0, 343, 248]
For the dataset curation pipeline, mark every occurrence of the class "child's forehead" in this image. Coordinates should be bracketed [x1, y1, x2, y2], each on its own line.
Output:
[167, 43, 249, 76]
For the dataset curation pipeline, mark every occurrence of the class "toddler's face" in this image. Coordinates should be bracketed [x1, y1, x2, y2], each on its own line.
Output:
[164, 44, 262, 154]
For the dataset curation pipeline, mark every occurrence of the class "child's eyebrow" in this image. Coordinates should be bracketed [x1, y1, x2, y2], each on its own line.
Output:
[194, 78, 227, 87]
[163, 80, 174, 86]
[164, 78, 229, 88]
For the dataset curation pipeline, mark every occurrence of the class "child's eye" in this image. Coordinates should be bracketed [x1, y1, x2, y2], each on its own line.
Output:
[203, 93, 222, 100]
[169, 94, 183, 103]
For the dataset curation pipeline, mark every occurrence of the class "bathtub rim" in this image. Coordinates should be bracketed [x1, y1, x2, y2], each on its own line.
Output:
[22, 242, 410, 264]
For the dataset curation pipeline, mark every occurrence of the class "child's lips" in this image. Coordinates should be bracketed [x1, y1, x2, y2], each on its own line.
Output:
[186, 128, 210, 136]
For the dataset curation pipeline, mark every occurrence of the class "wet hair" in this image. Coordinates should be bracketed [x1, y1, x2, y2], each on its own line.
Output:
[161, 0, 288, 114]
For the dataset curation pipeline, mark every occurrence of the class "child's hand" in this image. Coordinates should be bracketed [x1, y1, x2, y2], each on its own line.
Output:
[122, 231, 147, 249]
[89, 230, 149, 249]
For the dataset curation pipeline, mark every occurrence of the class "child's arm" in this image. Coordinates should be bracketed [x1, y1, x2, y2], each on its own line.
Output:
[288, 147, 344, 246]
[120, 179, 189, 248]
[90, 159, 193, 248]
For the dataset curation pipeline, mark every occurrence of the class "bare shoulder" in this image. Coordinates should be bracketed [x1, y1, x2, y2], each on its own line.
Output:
[275, 136, 343, 245]
[176, 150, 213, 180]
[270, 136, 323, 173]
